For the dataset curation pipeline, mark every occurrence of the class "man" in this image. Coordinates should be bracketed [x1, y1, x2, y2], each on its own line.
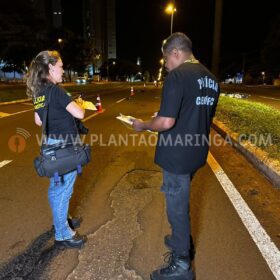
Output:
[132, 32, 220, 280]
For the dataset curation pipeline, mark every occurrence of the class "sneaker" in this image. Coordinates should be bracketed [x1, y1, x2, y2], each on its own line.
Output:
[55, 233, 87, 249]
[150, 252, 194, 280]
[164, 234, 196, 261]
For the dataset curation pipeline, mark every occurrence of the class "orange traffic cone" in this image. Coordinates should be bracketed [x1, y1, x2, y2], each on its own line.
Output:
[130, 86, 135, 96]
[96, 95, 103, 112]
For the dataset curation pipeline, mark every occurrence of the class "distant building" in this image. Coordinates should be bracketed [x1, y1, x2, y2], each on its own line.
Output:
[83, 0, 116, 70]
[51, 0, 62, 28]
[31, 0, 62, 28]
[32, 0, 116, 68]
[106, 0, 116, 60]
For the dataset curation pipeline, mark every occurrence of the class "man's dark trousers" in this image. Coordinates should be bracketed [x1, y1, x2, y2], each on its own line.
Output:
[161, 169, 193, 257]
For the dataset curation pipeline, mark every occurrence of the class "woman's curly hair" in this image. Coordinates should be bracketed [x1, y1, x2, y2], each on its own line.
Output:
[26, 50, 61, 99]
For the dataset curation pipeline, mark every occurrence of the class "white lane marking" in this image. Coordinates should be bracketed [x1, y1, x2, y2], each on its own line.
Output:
[0, 160, 12, 169]
[0, 109, 34, 119]
[259, 96, 280, 101]
[83, 109, 106, 122]
[116, 98, 126, 103]
[11, 109, 34, 115]
[0, 112, 11, 118]
[0, 98, 31, 106]
[207, 152, 280, 279]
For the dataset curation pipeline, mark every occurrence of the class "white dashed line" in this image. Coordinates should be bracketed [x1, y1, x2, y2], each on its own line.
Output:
[259, 96, 280, 101]
[0, 160, 12, 169]
[207, 152, 280, 279]
[11, 109, 34, 115]
[116, 98, 126, 103]
[83, 109, 106, 122]
[0, 109, 34, 119]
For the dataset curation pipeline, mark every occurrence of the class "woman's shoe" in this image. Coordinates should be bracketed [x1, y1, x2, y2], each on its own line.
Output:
[51, 217, 82, 234]
[68, 217, 82, 230]
[55, 233, 87, 249]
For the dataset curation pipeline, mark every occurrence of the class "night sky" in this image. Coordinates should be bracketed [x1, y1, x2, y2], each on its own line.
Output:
[116, 0, 280, 74]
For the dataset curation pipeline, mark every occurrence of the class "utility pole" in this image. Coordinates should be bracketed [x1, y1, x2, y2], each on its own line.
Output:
[211, 0, 223, 79]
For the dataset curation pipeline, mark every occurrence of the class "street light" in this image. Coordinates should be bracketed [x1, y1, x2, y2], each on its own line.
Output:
[57, 38, 64, 51]
[165, 3, 176, 35]
[107, 60, 116, 81]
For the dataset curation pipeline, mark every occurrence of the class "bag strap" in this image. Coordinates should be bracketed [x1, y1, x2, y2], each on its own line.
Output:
[40, 85, 82, 146]
[41, 84, 54, 146]
[70, 96, 84, 143]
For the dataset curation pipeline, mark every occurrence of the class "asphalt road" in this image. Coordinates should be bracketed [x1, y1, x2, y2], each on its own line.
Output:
[0, 83, 280, 279]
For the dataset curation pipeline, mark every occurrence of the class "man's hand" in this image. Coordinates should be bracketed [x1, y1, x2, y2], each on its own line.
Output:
[132, 119, 144, 132]
[132, 115, 175, 132]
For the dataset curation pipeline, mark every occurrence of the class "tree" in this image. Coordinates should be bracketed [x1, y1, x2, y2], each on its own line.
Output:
[100, 59, 141, 80]
[0, 1, 47, 72]
[261, 15, 280, 78]
[61, 34, 93, 81]
[41, 28, 93, 81]
[143, 70, 151, 82]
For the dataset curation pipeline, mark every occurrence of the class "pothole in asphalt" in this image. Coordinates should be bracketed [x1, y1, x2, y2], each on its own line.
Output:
[67, 169, 162, 280]
[126, 170, 161, 190]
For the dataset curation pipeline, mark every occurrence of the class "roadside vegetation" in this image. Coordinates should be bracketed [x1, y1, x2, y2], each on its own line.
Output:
[0, 86, 27, 102]
[215, 96, 280, 159]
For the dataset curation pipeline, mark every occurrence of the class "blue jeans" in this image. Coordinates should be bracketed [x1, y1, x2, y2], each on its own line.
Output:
[161, 169, 192, 257]
[47, 138, 77, 241]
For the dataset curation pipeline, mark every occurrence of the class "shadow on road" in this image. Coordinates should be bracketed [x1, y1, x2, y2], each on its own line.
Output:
[0, 228, 62, 279]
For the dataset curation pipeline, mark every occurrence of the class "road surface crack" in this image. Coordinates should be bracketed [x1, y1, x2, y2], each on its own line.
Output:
[67, 170, 159, 280]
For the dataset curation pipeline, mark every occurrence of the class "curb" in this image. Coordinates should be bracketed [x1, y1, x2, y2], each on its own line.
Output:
[212, 119, 280, 188]
[0, 98, 31, 106]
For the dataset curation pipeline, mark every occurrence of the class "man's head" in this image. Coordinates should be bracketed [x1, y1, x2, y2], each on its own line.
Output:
[162, 32, 193, 72]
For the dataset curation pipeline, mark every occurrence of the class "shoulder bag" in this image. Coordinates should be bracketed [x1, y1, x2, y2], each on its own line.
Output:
[33, 86, 91, 182]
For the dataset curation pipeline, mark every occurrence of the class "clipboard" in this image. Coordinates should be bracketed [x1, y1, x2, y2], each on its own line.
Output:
[116, 113, 158, 134]
[116, 113, 136, 126]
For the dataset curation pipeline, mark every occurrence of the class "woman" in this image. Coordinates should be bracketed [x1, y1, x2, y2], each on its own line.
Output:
[26, 50, 87, 249]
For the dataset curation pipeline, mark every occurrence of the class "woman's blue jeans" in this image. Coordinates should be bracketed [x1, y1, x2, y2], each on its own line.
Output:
[47, 138, 77, 241]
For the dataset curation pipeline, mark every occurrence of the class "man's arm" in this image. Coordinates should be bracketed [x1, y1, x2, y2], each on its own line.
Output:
[132, 116, 175, 132]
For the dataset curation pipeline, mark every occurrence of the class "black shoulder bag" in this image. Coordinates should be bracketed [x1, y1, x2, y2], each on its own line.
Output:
[33, 87, 91, 182]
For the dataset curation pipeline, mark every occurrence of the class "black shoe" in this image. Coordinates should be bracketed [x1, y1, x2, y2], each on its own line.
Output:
[68, 217, 82, 230]
[164, 235, 196, 261]
[55, 233, 87, 249]
[150, 252, 194, 280]
[51, 217, 82, 234]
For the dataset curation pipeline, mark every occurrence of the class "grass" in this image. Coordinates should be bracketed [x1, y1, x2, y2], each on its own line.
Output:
[0, 85, 28, 102]
[215, 96, 280, 159]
